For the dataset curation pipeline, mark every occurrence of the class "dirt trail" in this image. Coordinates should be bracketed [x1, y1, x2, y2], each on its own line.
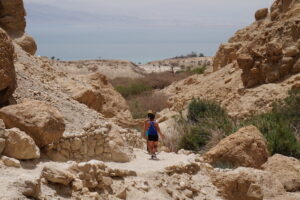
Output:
[107, 149, 196, 174]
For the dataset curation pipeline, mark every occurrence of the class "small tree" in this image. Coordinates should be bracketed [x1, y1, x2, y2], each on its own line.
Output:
[199, 53, 205, 57]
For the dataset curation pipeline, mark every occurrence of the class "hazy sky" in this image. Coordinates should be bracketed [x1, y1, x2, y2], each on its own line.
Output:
[24, 0, 274, 63]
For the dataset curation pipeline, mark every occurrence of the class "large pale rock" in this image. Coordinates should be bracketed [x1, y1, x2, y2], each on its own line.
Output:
[211, 167, 286, 200]
[0, 99, 65, 147]
[1, 155, 20, 168]
[0, 28, 16, 104]
[67, 72, 132, 121]
[262, 154, 300, 192]
[203, 126, 268, 168]
[41, 166, 74, 185]
[2, 128, 40, 160]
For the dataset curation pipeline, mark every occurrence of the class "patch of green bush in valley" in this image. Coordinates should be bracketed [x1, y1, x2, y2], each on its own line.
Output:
[178, 90, 300, 158]
[178, 99, 235, 151]
[191, 66, 207, 75]
[115, 83, 152, 98]
[241, 89, 300, 158]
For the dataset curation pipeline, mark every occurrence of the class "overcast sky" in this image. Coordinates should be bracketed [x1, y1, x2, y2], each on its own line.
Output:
[23, 0, 274, 63]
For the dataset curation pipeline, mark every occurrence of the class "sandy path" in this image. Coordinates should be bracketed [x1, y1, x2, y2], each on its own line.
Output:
[106, 149, 196, 174]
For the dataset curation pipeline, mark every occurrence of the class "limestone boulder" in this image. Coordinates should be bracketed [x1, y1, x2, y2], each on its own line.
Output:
[1, 155, 20, 168]
[66, 72, 132, 121]
[41, 166, 74, 185]
[0, 28, 16, 104]
[211, 167, 286, 200]
[0, 99, 65, 147]
[14, 34, 37, 55]
[203, 126, 268, 168]
[0, 0, 26, 36]
[255, 8, 269, 21]
[262, 154, 300, 192]
[21, 179, 41, 199]
[2, 128, 40, 160]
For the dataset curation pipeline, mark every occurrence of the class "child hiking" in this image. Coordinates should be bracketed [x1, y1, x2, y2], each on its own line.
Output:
[143, 110, 165, 159]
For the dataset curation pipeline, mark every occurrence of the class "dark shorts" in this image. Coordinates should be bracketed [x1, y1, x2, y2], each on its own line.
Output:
[148, 134, 158, 142]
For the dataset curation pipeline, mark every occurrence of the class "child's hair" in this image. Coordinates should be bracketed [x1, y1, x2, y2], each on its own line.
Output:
[147, 113, 155, 121]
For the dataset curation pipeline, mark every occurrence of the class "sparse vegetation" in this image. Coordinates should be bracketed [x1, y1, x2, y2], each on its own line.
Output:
[177, 99, 235, 152]
[128, 92, 168, 119]
[111, 71, 192, 118]
[172, 51, 205, 59]
[241, 89, 300, 158]
[191, 66, 207, 74]
[115, 83, 152, 98]
[177, 90, 300, 158]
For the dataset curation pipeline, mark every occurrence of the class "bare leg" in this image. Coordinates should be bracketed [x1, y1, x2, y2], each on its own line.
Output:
[149, 141, 155, 155]
[153, 142, 158, 153]
[147, 140, 150, 153]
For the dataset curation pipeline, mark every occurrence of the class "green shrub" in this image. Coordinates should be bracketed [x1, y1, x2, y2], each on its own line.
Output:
[243, 112, 300, 158]
[176, 99, 235, 152]
[178, 126, 211, 151]
[188, 99, 226, 122]
[191, 66, 206, 74]
[176, 90, 300, 158]
[128, 92, 169, 119]
[241, 89, 300, 158]
[115, 83, 152, 98]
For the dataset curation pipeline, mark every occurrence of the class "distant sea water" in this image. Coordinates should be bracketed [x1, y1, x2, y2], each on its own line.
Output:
[28, 25, 240, 64]
[35, 42, 220, 64]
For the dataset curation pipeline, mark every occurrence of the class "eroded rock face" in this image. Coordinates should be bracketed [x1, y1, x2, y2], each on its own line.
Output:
[262, 154, 300, 192]
[213, 0, 300, 88]
[0, 99, 65, 147]
[211, 167, 286, 200]
[65, 72, 132, 121]
[0, 0, 26, 36]
[0, 0, 37, 55]
[203, 126, 268, 168]
[1, 128, 40, 160]
[0, 28, 16, 105]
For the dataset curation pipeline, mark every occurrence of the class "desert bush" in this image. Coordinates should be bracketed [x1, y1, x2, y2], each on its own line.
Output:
[111, 71, 192, 95]
[241, 89, 300, 158]
[128, 92, 169, 119]
[180, 94, 300, 157]
[187, 99, 234, 135]
[191, 66, 206, 75]
[177, 99, 235, 152]
[115, 83, 152, 98]
[178, 125, 211, 151]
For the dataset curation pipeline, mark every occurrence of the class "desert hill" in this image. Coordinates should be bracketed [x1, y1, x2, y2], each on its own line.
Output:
[0, 0, 300, 200]
[141, 56, 212, 74]
[54, 59, 146, 80]
[162, 0, 300, 118]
